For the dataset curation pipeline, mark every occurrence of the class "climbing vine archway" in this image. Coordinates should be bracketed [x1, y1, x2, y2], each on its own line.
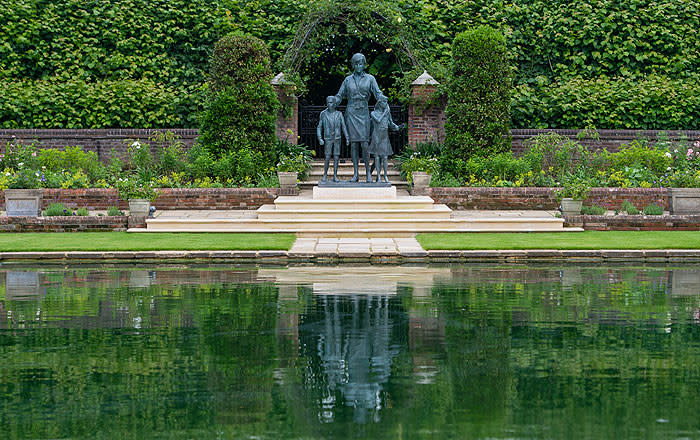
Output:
[278, 0, 430, 101]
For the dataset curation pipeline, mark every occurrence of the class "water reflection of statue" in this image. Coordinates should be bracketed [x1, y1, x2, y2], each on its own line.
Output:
[302, 295, 400, 424]
[334, 53, 384, 182]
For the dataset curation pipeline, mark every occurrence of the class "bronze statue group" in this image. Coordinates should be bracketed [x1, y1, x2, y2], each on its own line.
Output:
[317, 53, 403, 184]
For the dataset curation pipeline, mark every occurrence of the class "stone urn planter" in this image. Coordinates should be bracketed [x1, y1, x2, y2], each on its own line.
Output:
[4, 189, 43, 217]
[277, 171, 298, 195]
[560, 198, 583, 217]
[277, 171, 298, 188]
[668, 188, 700, 214]
[411, 172, 431, 195]
[128, 198, 151, 217]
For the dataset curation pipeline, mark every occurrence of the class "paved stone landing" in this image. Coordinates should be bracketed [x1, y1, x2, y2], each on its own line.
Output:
[288, 237, 427, 257]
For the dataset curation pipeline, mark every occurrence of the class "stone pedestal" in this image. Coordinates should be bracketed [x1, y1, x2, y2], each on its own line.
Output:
[669, 188, 700, 214]
[312, 186, 397, 200]
[4, 189, 43, 216]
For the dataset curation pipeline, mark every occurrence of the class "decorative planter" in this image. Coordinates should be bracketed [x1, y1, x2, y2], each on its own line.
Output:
[277, 171, 298, 188]
[560, 198, 583, 216]
[128, 198, 150, 216]
[4, 189, 43, 217]
[277, 171, 298, 195]
[412, 172, 431, 195]
[668, 188, 700, 214]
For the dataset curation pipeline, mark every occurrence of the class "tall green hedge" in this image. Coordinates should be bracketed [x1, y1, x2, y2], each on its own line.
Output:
[198, 33, 279, 161]
[445, 27, 511, 159]
[0, 0, 698, 129]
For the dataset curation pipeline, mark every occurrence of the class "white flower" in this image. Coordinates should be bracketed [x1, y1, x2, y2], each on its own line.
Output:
[667, 167, 672, 171]
[665, 152, 672, 158]
[131, 141, 141, 148]
[17, 162, 23, 167]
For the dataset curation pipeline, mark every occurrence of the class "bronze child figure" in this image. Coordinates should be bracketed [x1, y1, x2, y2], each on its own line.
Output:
[317, 96, 349, 182]
[369, 95, 402, 183]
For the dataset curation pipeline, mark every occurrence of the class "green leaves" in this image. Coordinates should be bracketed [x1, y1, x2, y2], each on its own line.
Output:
[445, 27, 512, 159]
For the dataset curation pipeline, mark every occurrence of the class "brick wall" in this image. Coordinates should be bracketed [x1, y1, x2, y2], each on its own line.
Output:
[511, 129, 700, 156]
[428, 187, 669, 210]
[0, 188, 279, 210]
[153, 188, 278, 210]
[566, 214, 700, 231]
[0, 128, 198, 162]
[273, 83, 299, 144]
[3, 128, 698, 159]
[0, 216, 127, 232]
[408, 84, 446, 146]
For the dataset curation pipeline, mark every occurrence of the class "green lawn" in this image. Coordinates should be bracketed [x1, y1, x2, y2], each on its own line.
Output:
[0, 232, 296, 252]
[416, 231, 700, 250]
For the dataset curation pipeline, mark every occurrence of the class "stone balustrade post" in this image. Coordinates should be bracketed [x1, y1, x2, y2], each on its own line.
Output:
[271, 73, 298, 145]
[408, 71, 446, 148]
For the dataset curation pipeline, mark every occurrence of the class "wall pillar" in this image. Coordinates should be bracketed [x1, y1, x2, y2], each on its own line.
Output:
[408, 71, 446, 148]
[271, 73, 298, 145]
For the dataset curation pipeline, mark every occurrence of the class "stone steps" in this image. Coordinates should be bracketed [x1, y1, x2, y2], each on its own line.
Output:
[139, 185, 583, 236]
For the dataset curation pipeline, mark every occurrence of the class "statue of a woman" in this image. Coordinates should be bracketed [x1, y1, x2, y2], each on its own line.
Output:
[334, 53, 384, 182]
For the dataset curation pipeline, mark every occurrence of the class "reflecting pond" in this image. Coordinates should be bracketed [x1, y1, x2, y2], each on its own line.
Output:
[1, 263, 700, 439]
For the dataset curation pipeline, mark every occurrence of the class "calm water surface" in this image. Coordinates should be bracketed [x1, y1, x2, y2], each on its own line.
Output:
[1, 263, 699, 439]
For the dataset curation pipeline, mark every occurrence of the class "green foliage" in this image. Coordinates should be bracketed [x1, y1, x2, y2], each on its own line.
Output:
[44, 203, 71, 217]
[75, 207, 89, 216]
[115, 177, 158, 201]
[107, 206, 124, 216]
[513, 75, 700, 129]
[620, 200, 639, 215]
[642, 204, 664, 216]
[199, 33, 279, 163]
[445, 26, 511, 159]
[555, 178, 591, 201]
[0, 79, 197, 128]
[38, 146, 102, 181]
[580, 205, 606, 215]
[1, 0, 699, 128]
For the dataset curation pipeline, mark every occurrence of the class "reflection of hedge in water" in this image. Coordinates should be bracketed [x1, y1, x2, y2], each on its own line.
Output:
[1, 267, 700, 438]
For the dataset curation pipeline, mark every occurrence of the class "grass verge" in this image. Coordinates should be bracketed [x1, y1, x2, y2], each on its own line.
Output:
[416, 231, 700, 250]
[0, 232, 296, 252]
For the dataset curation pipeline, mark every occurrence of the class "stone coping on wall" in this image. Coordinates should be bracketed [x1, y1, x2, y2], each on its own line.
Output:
[2, 249, 700, 263]
[0, 186, 679, 212]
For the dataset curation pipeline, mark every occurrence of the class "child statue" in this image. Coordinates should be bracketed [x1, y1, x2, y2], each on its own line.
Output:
[369, 95, 402, 183]
[317, 96, 349, 182]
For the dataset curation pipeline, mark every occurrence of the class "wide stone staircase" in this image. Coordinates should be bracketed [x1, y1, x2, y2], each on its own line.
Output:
[141, 185, 581, 236]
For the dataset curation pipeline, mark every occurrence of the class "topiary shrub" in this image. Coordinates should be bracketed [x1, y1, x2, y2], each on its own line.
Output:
[444, 26, 512, 160]
[198, 33, 279, 165]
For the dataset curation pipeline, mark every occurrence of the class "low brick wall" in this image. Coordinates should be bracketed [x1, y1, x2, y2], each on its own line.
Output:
[0, 216, 127, 232]
[566, 214, 700, 231]
[154, 188, 279, 210]
[429, 187, 669, 210]
[0, 188, 279, 210]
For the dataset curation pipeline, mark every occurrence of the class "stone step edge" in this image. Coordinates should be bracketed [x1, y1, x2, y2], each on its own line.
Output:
[147, 217, 565, 224]
[138, 228, 579, 233]
[6, 247, 700, 261]
[258, 205, 452, 213]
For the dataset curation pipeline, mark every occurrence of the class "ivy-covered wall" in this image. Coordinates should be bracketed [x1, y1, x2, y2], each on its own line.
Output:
[1, 0, 698, 129]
